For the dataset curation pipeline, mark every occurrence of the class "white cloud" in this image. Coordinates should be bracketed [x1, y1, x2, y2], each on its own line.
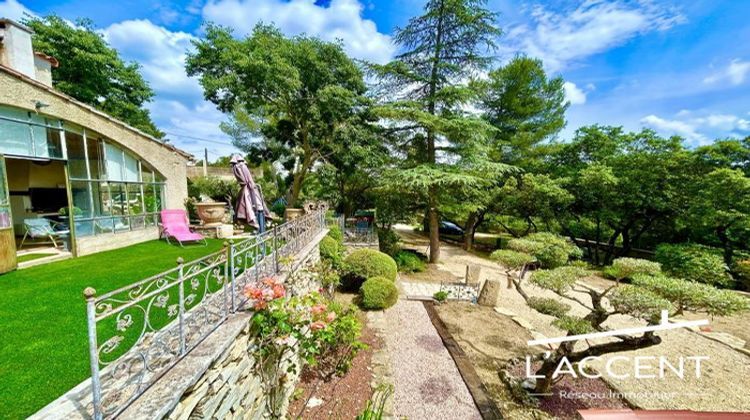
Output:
[641, 112, 750, 145]
[102, 19, 201, 98]
[704, 58, 750, 86]
[201, 0, 395, 64]
[641, 114, 706, 144]
[508, 1, 685, 71]
[563, 81, 587, 105]
[0, 0, 33, 20]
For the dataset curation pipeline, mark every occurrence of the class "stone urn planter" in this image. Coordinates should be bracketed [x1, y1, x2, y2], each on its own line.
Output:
[195, 202, 227, 226]
[284, 208, 305, 221]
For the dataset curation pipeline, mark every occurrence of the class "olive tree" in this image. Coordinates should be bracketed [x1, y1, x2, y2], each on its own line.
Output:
[513, 266, 749, 393]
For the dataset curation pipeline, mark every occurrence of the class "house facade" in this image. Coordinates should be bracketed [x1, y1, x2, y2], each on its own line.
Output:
[0, 18, 191, 273]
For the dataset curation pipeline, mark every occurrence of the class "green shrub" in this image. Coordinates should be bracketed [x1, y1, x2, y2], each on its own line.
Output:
[654, 243, 732, 287]
[433, 290, 449, 302]
[360, 277, 399, 310]
[327, 225, 344, 245]
[603, 257, 662, 281]
[394, 250, 426, 273]
[490, 249, 535, 270]
[507, 232, 581, 268]
[320, 236, 343, 267]
[632, 273, 750, 316]
[342, 249, 398, 290]
[377, 228, 401, 256]
[733, 259, 750, 290]
[527, 297, 570, 318]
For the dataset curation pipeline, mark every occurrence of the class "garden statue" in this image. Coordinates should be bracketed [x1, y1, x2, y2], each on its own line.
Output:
[230, 154, 271, 232]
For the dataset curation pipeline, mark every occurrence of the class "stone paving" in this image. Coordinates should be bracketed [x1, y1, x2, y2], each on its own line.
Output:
[401, 281, 478, 301]
[382, 299, 481, 420]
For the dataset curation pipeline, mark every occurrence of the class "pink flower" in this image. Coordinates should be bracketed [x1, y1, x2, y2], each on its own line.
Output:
[310, 321, 326, 331]
[272, 284, 286, 299]
[311, 304, 327, 315]
[253, 300, 267, 311]
[326, 312, 337, 323]
[243, 285, 263, 300]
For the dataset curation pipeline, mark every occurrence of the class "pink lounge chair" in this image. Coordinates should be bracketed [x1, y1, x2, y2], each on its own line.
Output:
[160, 209, 207, 247]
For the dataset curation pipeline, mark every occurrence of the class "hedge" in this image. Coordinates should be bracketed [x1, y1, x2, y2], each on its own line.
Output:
[342, 249, 398, 289]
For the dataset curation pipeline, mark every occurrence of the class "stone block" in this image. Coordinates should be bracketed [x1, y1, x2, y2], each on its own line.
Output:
[477, 278, 501, 306]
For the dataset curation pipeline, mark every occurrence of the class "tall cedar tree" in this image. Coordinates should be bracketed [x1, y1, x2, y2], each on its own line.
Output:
[373, 0, 503, 263]
[25, 16, 163, 138]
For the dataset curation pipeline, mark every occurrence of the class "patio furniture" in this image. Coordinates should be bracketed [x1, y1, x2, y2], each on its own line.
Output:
[160, 209, 207, 246]
[20, 218, 70, 249]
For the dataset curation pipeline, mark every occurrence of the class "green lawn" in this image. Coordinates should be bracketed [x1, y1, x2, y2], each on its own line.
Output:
[0, 239, 224, 419]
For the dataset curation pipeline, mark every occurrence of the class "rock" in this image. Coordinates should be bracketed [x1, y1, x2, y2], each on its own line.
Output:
[521, 378, 537, 391]
[477, 278, 501, 306]
[306, 397, 324, 408]
[494, 307, 516, 317]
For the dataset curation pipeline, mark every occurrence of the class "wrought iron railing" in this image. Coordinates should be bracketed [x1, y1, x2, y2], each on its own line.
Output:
[84, 210, 325, 419]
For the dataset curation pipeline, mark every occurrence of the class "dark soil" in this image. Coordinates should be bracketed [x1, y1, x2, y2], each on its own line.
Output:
[287, 313, 381, 419]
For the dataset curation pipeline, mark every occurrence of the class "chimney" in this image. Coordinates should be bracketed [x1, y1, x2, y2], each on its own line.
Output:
[0, 19, 36, 79]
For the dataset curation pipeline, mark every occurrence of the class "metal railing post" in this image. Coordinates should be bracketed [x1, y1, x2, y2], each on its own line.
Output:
[223, 241, 230, 317]
[228, 240, 236, 313]
[254, 235, 260, 282]
[84, 287, 103, 420]
[273, 225, 279, 274]
[177, 257, 186, 356]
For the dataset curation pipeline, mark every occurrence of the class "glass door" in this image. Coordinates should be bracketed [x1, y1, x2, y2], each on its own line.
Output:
[0, 155, 17, 273]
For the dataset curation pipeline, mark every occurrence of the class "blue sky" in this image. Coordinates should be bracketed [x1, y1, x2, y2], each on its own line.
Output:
[2, 0, 749, 159]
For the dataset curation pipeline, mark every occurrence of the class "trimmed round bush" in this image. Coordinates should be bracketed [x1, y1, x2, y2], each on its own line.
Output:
[342, 249, 398, 289]
[320, 236, 343, 267]
[490, 249, 535, 270]
[507, 232, 582, 269]
[654, 243, 731, 287]
[394, 250, 426, 273]
[360, 276, 399, 310]
[377, 228, 401, 256]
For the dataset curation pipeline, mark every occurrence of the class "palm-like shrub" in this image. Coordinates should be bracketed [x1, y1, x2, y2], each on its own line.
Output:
[360, 277, 399, 310]
[394, 250, 426, 273]
[327, 225, 344, 245]
[342, 249, 398, 289]
[603, 257, 662, 282]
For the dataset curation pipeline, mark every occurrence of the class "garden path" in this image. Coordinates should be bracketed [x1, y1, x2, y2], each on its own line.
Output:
[392, 225, 750, 412]
[380, 298, 482, 419]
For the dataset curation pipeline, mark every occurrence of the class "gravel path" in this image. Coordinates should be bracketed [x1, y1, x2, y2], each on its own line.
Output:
[393, 226, 750, 412]
[383, 299, 482, 420]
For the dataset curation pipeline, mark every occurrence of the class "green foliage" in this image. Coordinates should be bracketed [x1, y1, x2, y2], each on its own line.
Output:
[360, 277, 399, 310]
[608, 285, 672, 323]
[25, 16, 162, 138]
[530, 266, 589, 295]
[270, 201, 286, 218]
[553, 315, 594, 335]
[603, 257, 662, 281]
[433, 291, 449, 303]
[527, 297, 570, 318]
[655, 243, 732, 287]
[320, 236, 344, 268]
[734, 259, 750, 290]
[328, 225, 344, 245]
[494, 174, 573, 236]
[394, 250, 427, 273]
[377, 228, 401, 256]
[187, 23, 368, 206]
[314, 261, 341, 294]
[356, 384, 393, 420]
[490, 249, 535, 270]
[342, 249, 398, 289]
[188, 176, 239, 203]
[632, 274, 750, 317]
[508, 232, 581, 268]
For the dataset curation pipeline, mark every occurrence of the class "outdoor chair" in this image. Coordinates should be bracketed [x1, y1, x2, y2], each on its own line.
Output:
[160, 209, 207, 247]
[20, 218, 70, 249]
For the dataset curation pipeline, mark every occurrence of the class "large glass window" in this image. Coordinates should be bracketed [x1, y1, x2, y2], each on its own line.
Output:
[66, 131, 87, 179]
[0, 106, 64, 159]
[0, 158, 10, 229]
[68, 132, 166, 237]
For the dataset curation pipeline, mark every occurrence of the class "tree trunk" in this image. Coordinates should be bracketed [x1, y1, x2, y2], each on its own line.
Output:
[717, 226, 734, 266]
[463, 210, 484, 250]
[428, 194, 440, 263]
[288, 151, 313, 207]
